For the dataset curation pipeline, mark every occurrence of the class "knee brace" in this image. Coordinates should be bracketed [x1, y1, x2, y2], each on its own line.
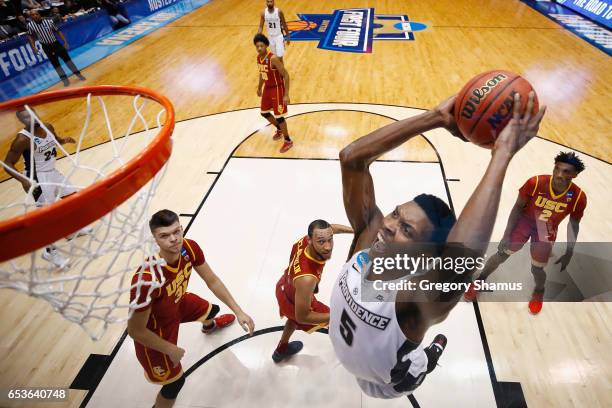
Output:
[261, 112, 273, 119]
[160, 375, 185, 400]
[530, 265, 547, 291]
[531, 265, 546, 280]
[495, 250, 511, 261]
[206, 304, 220, 320]
[276, 116, 286, 125]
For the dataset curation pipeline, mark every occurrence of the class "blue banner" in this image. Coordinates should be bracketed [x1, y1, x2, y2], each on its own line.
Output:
[555, 0, 612, 28]
[0, 0, 209, 101]
[0, 10, 112, 82]
[319, 8, 374, 53]
[123, 0, 186, 21]
[521, 0, 611, 55]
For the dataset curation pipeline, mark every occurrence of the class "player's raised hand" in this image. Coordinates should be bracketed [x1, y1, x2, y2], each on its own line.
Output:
[168, 346, 185, 367]
[494, 92, 546, 157]
[433, 95, 465, 141]
[236, 311, 255, 335]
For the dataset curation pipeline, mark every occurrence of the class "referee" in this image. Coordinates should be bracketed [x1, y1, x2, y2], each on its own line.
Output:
[27, 10, 86, 87]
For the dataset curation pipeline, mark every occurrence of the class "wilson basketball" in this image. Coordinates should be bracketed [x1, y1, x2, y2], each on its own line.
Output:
[454, 70, 539, 148]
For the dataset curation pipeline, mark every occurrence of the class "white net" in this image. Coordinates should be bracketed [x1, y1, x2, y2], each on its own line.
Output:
[0, 90, 172, 340]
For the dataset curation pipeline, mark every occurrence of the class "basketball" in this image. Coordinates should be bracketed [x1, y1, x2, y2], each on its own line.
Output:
[454, 70, 539, 148]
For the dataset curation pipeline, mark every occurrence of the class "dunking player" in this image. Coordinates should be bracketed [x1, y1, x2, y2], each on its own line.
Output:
[254, 33, 293, 153]
[329, 93, 546, 398]
[465, 152, 587, 314]
[3, 109, 87, 268]
[257, 0, 290, 62]
[128, 210, 255, 408]
[273, 220, 353, 362]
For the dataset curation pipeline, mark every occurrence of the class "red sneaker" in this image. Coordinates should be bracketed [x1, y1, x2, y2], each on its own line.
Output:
[273, 129, 283, 141]
[280, 140, 293, 153]
[202, 314, 235, 334]
[528, 291, 544, 315]
[464, 282, 479, 302]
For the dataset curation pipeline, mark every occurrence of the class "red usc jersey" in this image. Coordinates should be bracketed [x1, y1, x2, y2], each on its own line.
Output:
[257, 51, 284, 89]
[130, 238, 206, 329]
[518, 175, 587, 240]
[280, 236, 326, 303]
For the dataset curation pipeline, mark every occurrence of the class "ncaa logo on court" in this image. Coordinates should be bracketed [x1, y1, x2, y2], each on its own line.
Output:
[288, 8, 428, 53]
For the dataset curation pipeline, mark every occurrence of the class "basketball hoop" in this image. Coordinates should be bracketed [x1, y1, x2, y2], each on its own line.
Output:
[0, 86, 174, 261]
[0, 86, 174, 339]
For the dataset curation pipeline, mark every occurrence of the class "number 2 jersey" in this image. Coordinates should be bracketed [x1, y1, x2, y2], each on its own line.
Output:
[329, 250, 429, 396]
[518, 175, 586, 241]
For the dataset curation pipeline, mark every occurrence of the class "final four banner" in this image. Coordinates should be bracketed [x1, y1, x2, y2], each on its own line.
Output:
[288, 8, 428, 53]
[319, 8, 375, 53]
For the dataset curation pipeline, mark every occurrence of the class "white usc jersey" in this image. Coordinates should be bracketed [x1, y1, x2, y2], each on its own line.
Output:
[329, 250, 428, 398]
[264, 7, 282, 36]
[19, 126, 58, 174]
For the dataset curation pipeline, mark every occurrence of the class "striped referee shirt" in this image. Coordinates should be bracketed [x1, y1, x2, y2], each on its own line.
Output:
[27, 19, 58, 45]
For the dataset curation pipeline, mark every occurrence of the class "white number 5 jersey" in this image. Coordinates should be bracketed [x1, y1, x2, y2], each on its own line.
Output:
[329, 250, 429, 398]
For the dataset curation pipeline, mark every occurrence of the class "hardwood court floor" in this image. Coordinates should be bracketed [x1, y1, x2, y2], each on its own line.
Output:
[0, 1, 610, 407]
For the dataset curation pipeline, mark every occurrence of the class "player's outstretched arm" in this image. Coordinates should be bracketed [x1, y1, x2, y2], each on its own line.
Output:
[446, 93, 546, 256]
[331, 224, 353, 234]
[339, 99, 458, 246]
[127, 308, 185, 366]
[294, 276, 329, 325]
[194, 262, 255, 334]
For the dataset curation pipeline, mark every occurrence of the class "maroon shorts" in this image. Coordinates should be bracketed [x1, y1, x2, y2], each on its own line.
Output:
[276, 276, 329, 333]
[261, 85, 287, 117]
[505, 217, 554, 266]
[134, 293, 213, 384]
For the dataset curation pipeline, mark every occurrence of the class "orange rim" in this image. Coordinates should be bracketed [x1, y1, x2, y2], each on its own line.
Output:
[0, 85, 174, 262]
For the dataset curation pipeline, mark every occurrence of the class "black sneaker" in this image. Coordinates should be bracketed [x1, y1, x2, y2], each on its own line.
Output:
[76, 73, 86, 81]
[272, 341, 303, 363]
[62, 78, 70, 87]
[424, 334, 447, 373]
